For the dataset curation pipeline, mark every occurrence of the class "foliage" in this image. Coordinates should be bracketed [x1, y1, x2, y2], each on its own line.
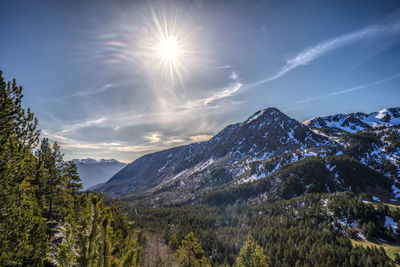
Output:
[236, 234, 267, 267]
[131, 192, 396, 266]
[0, 70, 48, 266]
[203, 155, 390, 206]
[0, 71, 141, 266]
[58, 193, 141, 267]
[175, 232, 209, 267]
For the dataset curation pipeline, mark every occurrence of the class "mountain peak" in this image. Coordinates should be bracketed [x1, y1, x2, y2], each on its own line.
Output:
[95, 107, 332, 197]
[304, 106, 400, 133]
[245, 107, 283, 124]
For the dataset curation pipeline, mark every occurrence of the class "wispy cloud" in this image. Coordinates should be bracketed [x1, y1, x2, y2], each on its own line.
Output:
[203, 71, 242, 105]
[43, 128, 211, 159]
[61, 80, 134, 99]
[290, 72, 400, 106]
[204, 82, 242, 105]
[215, 65, 233, 69]
[243, 14, 400, 90]
[144, 132, 162, 143]
[58, 117, 107, 134]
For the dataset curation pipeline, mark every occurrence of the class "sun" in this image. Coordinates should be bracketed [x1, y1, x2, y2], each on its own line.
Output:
[157, 36, 180, 62]
[129, 5, 206, 85]
[153, 33, 186, 83]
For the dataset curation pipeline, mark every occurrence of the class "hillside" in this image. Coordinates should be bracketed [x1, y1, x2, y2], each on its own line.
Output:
[94, 108, 333, 199]
[95, 107, 400, 206]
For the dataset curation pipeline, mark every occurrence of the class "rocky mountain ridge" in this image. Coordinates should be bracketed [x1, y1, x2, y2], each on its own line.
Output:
[94, 108, 333, 198]
[303, 107, 400, 133]
[94, 106, 400, 205]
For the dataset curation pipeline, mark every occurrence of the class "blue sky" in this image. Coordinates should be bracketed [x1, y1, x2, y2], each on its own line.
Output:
[1, 0, 400, 162]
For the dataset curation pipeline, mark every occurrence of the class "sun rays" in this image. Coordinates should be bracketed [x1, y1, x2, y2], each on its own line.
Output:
[143, 6, 199, 85]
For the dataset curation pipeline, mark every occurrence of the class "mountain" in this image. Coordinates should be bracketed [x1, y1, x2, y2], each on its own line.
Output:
[94, 108, 334, 199]
[101, 105, 400, 265]
[94, 106, 400, 205]
[71, 158, 126, 190]
[303, 106, 400, 133]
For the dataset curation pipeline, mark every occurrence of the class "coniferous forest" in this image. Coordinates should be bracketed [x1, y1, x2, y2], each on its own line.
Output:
[0, 72, 142, 266]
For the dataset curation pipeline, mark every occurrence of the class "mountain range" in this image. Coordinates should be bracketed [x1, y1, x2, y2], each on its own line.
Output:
[304, 107, 400, 133]
[94, 106, 400, 206]
[72, 158, 126, 190]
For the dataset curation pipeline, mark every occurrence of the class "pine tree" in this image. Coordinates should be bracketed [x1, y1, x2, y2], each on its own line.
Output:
[65, 161, 82, 194]
[235, 234, 267, 267]
[0, 70, 142, 266]
[37, 138, 69, 219]
[169, 233, 180, 251]
[0, 70, 48, 265]
[59, 193, 142, 267]
[175, 232, 208, 267]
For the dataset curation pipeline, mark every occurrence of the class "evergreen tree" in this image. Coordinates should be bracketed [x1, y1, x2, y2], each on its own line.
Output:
[0, 71, 48, 265]
[176, 232, 208, 267]
[59, 193, 141, 267]
[37, 138, 71, 219]
[235, 234, 267, 267]
[0, 71, 142, 266]
[64, 161, 82, 194]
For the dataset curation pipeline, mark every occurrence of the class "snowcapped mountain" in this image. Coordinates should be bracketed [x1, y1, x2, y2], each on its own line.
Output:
[303, 106, 400, 133]
[93, 106, 400, 205]
[94, 108, 334, 199]
[72, 158, 126, 190]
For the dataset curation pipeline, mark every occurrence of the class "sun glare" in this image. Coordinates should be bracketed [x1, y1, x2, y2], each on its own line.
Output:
[158, 36, 180, 62]
[97, 5, 206, 85]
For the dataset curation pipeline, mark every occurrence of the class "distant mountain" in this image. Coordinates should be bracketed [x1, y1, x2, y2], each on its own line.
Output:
[71, 158, 126, 190]
[303, 107, 400, 133]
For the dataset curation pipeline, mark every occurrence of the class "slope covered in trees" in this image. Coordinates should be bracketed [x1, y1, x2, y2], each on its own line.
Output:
[129, 192, 399, 266]
[0, 71, 142, 266]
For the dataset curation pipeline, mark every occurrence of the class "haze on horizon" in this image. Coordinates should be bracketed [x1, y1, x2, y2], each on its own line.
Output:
[1, 0, 400, 163]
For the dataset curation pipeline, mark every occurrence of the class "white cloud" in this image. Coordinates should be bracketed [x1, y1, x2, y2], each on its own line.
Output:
[145, 132, 162, 143]
[229, 71, 238, 80]
[330, 72, 400, 96]
[61, 80, 134, 99]
[215, 65, 233, 69]
[202, 70, 242, 105]
[203, 82, 242, 105]
[290, 72, 400, 106]
[243, 14, 400, 90]
[58, 117, 107, 134]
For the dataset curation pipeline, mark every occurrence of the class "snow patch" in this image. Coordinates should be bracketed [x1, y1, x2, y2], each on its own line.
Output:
[385, 216, 398, 233]
[246, 110, 266, 124]
[372, 196, 381, 202]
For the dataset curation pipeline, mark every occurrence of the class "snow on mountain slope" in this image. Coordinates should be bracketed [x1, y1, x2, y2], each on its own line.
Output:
[94, 108, 334, 199]
[93, 106, 399, 205]
[302, 107, 400, 199]
[303, 107, 400, 133]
